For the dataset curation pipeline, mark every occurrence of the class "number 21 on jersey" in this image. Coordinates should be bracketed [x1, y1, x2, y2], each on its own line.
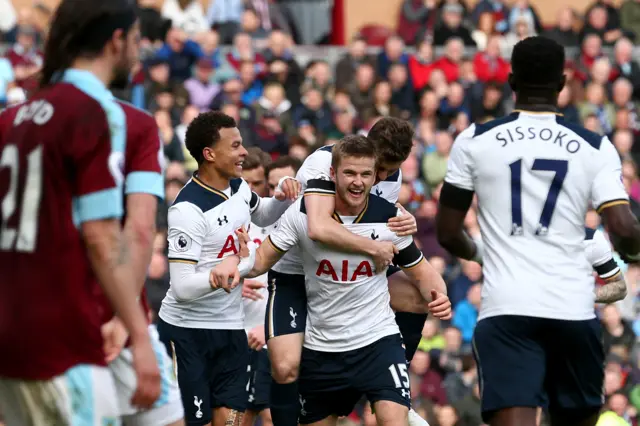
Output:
[509, 158, 568, 237]
[0, 144, 43, 252]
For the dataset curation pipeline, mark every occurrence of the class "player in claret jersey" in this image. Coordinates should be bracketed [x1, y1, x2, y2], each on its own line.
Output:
[436, 36, 640, 426]
[212, 135, 451, 426]
[0, 0, 160, 424]
[102, 98, 185, 426]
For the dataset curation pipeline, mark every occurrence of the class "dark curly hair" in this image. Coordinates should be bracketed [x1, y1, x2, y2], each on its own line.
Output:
[185, 111, 237, 164]
[510, 36, 565, 91]
[367, 117, 414, 164]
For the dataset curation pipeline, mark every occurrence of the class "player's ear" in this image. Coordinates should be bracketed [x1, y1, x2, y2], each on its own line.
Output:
[108, 28, 126, 58]
[330, 166, 336, 182]
[203, 146, 216, 163]
[507, 73, 517, 92]
[557, 74, 567, 93]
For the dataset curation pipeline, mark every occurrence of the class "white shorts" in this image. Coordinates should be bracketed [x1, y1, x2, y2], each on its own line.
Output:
[0, 364, 119, 426]
[109, 325, 183, 426]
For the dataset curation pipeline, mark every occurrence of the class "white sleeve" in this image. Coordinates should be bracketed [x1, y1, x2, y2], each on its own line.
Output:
[592, 137, 629, 212]
[585, 230, 621, 280]
[167, 203, 207, 263]
[296, 150, 332, 189]
[266, 201, 303, 253]
[385, 170, 402, 204]
[169, 262, 214, 302]
[250, 191, 294, 227]
[391, 209, 414, 251]
[444, 127, 475, 191]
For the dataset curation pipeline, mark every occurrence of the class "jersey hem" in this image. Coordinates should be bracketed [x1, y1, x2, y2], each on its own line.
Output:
[303, 326, 399, 352]
[478, 308, 596, 322]
[158, 311, 244, 330]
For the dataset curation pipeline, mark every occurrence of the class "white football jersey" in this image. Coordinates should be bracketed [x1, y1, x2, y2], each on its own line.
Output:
[445, 111, 628, 321]
[272, 144, 403, 275]
[160, 176, 259, 329]
[267, 194, 424, 352]
[243, 223, 273, 346]
[584, 228, 621, 282]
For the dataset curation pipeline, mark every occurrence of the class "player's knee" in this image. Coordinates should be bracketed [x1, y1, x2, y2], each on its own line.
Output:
[371, 400, 409, 426]
[270, 358, 300, 383]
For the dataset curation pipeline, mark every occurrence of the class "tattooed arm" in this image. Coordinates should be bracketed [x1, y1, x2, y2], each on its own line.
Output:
[595, 275, 628, 304]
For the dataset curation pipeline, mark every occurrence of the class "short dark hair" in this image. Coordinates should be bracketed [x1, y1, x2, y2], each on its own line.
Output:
[185, 111, 237, 164]
[265, 155, 302, 178]
[367, 117, 414, 164]
[331, 135, 377, 169]
[511, 36, 565, 90]
[244, 147, 272, 171]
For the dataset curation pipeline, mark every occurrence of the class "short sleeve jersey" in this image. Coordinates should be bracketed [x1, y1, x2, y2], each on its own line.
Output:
[444, 111, 628, 321]
[266, 194, 423, 352]
[159, 175, 260, 329]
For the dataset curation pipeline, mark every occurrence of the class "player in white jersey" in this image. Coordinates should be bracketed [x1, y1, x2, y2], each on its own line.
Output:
[240, 150, 301, 426]
[212, 135, 451, 426]
[264, 117, 430, 426]
[435, 36, 640, 426]
[156, 112, 300, 426]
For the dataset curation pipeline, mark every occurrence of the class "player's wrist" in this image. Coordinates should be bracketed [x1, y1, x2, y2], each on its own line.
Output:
[471, 237, 484, 265]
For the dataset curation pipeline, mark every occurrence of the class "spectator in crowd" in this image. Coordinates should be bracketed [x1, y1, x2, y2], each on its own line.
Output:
[183, 58, 220, 111]
[162, 0, 208, 35]
[397, 0, 437, 46]
[471, 11, 496, 51]
[6, 24, 41, 90]
[0, 0, 17, 38]
[544, 6, 580, 47]
[452, 283, 481, 344]
[409, 40, 436, 92]
[434, 37, 464, 83]
[471, 0, 510, 34]
[139, 0, 172, 45]
[206, 0, 243, 44]
[472, 34, 510, 84]
[621, 0, 640, 42]
[241, 7, 269, 43]
[507, 0, 542, 35]
[579, 82, 616, 134]
[613, 37, 640, 98]
[433, 3, 476, 47]
[377, 35, 409, 81]
[558, 85, 580, 123]
[154, 27, 203, 81]
[335, 35, 373, 90]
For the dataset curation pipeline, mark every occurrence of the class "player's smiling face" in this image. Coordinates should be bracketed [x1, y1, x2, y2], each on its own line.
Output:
[331, 155, 376, 213]
[210, 127, 247, 179]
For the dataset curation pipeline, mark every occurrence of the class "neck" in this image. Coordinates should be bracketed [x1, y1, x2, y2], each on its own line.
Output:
[335, 195, 366, 216]
[196, 165, 230, 191]
[514, 91, 559, 113]
[70, 57, 114, 87]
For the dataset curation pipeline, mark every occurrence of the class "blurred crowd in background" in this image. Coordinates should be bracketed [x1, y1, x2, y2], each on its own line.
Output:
[4, 0, 640, 425]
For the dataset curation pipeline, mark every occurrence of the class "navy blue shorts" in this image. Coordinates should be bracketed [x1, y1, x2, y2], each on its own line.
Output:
[387, 266, 427, 363]
[473, 315, 604, 424]
[157, 319, 249, 425]
[298, 334, 411, 424]
[246, 348, 271, 412]
[265, 270, 306, 339]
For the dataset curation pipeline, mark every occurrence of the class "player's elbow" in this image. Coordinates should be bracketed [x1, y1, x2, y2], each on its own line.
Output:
[82, 219, 121, 263]
[307, 218, 324, 241]
[125, 218, 156, 251]
[172, 284, 196, 302]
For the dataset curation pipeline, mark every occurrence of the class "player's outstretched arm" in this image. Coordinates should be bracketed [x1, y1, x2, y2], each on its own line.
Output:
[249, 177, 301, 227]
[435, 182, 481, 263]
